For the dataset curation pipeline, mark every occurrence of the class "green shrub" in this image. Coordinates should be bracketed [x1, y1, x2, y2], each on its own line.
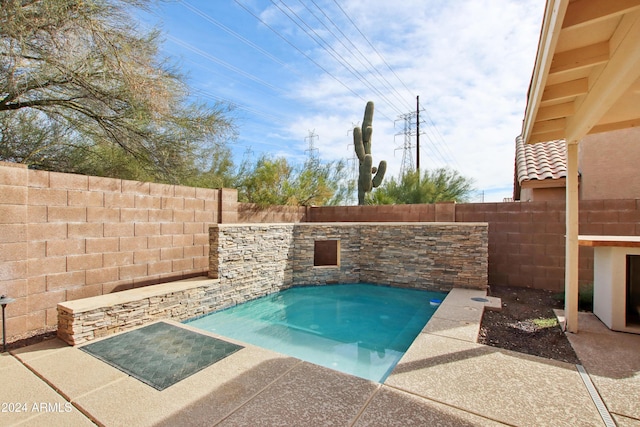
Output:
[553, 283, 594, 312]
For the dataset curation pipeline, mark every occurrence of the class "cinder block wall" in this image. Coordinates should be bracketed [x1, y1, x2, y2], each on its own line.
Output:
[0, 161, 236, 341]
[210, 222, 488, 295]
[455, 200, 640, 291]
[238, 203, 307, 223]
[306, 203, 454, 222]
[303, 200, 640, 292]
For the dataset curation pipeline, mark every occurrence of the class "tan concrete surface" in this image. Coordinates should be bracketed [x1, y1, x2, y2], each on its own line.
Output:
[566, 312, 640, 423]
[1, 289, 636, 426]
[216, 362, 379, 426]
[353, 386, 508, 426]
[424, 288, 499, 342]
[12, 341, 126, 401]
[0, 353, 94, 427]
[385, 332, 604, 426]
[612, 413, 640, 427]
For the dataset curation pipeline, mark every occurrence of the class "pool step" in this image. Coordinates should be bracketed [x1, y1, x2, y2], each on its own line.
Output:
[422, 288, 502, 343]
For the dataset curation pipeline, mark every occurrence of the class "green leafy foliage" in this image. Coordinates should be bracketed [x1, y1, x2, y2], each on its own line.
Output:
[369, 168, 475, 205]
[235, 155, 352, 207]
[552, 283, 594, 312]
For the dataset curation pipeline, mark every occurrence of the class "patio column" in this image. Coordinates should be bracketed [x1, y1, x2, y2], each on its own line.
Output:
[565, 141, 579, 333]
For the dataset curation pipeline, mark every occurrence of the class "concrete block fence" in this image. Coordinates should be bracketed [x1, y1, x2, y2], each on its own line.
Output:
[306, 201, 640, 292]
[2, 158, 640, 342]
[0, 161, 236, 341]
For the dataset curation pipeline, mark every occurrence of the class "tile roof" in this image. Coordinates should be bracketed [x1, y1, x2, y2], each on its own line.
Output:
[515, 136, 567, 184]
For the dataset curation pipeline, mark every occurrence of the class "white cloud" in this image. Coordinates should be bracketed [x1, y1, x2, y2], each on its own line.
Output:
[262, 0, 545, 201]
[148, 0, 545, 202]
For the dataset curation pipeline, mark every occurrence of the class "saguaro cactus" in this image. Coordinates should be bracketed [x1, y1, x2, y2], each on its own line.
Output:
[354, 101, 386, 205]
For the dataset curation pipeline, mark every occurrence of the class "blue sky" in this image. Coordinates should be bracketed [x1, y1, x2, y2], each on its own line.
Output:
[139, 0, 546, 202]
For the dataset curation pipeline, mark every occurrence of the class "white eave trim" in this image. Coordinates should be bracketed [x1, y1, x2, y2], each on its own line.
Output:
[522, 0, 570, 145]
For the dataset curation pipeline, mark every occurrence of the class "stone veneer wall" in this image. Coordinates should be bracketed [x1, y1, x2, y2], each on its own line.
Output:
[358, 223, 488, 290]
[209, 222, 488, 294]
[291, 223, 363, 286]
[59, 222, 487, 345]
[209, 224, 295, 304]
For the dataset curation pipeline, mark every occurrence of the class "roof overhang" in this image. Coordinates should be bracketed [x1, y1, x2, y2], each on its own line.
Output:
[520, 177, 567, 189]
[521, 0, 640, 145]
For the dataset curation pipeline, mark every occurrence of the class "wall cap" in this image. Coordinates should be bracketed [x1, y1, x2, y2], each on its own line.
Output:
[58, 276, 218, 314]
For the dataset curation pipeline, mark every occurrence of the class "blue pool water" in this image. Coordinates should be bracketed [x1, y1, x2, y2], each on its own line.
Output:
[185, 284, 447, 382]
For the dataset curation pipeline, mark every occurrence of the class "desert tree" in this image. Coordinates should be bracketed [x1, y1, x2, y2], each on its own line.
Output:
[0, 0, 235, 183]
[235, 154, 352, 207]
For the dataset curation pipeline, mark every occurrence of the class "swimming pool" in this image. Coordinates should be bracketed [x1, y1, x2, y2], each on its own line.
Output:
[185, 283, 447, 382]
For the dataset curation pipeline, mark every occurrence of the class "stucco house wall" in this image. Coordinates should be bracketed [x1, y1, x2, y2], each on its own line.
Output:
[579, 127, 640, 200]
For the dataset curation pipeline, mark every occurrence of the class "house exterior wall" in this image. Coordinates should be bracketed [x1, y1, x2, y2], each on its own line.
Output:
[579, 127, 640, 200]
[518, 127, 640, 202]
[520, 185, 566, 202]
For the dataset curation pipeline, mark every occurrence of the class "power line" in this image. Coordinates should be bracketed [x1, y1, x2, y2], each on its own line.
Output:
[307, 0, 413, 112]
[175, 1, 420, 138]
[180, 1, 290, 69]
[161, 2, 464, 173]
[233, 0, 371, 108]
[392, 103, 456, 171]
[304, 129, 320, 166]
[394, 112, 414, 176]
[331, 0, 414, 97]
[269, 0, 402, 119]
[193, 89, 287, 124]
[138, 18, 294, 126]
[284, 0, 410, 115]
[279, 2, 463, 171]
[166, 34, 285, 94]
[423, 110, 464, 171]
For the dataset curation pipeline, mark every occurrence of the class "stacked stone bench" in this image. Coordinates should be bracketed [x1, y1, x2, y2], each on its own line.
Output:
[57, 276, 219, 346]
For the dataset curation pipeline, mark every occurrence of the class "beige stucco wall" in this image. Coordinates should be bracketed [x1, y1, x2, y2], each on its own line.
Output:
[519, 185, 566, 202]
[579, 127, 640, 200]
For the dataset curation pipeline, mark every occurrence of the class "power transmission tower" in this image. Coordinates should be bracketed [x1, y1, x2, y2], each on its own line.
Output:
[395, 98, 427, 176]
[346, 123, 359, 181]
[394, 112, 414, 176]
[345, 123, 360, 205]
[304, 129, 320, 167]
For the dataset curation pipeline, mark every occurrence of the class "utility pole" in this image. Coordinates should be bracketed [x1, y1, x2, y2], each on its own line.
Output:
[395, 97, 426, 177]
[416, 95, 420, 172]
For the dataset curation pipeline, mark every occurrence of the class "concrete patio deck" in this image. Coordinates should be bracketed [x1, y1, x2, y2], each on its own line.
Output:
[0, 289, 637, 426]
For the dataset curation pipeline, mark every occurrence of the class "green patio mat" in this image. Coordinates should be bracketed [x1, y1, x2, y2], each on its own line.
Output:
[80, 322, 243, 390]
